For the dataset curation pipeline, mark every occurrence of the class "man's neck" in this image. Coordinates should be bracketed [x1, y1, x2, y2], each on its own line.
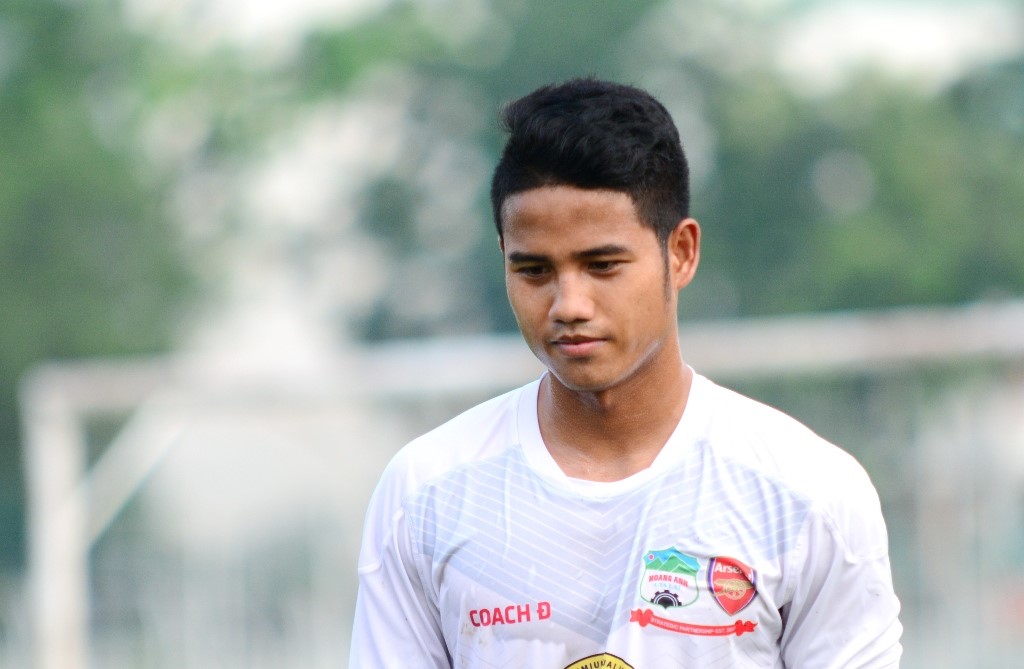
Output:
[537, 356, 692, 483]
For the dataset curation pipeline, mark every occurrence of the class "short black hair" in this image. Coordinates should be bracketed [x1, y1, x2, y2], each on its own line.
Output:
[490, 77, 690, 242]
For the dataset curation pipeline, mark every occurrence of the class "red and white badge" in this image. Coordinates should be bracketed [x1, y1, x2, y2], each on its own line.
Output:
[707, 556, 757, 616]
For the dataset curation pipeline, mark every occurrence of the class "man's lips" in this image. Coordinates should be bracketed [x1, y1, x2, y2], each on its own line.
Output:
[550, 336, 605, 357]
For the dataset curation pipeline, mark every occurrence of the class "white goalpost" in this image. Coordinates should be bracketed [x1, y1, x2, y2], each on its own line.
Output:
[18, 299, 1024, 668]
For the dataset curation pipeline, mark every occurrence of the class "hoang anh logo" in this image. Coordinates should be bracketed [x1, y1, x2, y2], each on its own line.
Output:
[639, 548, 700, 609]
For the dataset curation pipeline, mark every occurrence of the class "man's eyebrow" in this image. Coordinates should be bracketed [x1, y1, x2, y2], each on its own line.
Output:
[506, 251, 548, 264]
[576, 244, 630, 258]
[506, 245, 631, 264]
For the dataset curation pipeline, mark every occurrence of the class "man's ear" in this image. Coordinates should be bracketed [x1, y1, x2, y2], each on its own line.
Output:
[668, 218, 700, 291]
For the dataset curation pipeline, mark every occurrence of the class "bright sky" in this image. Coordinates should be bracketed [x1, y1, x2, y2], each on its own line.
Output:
[776, 1, 1023, 93]
[123, 0, 388, 59]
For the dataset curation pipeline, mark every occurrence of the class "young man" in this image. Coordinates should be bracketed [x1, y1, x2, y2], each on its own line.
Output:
[350, 78, 903, 668]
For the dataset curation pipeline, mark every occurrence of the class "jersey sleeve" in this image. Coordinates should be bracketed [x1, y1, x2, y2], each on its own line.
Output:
[349, 458, 451, 668]
[779, 464, 903, 668]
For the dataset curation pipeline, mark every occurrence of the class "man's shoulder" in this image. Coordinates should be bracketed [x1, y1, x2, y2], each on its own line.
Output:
[698, 375, 829, 444]
[409, 383, 526, 450]
[696, 375, 874, 503]
[380, 381, 533, 495]
[356, 382, 536, 568]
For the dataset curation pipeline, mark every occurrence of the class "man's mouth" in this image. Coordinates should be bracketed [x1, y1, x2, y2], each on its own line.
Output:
[550, 335, 605, 357]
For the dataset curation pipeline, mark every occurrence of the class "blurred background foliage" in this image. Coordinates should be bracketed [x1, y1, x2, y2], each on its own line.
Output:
[293, 0, 1024, 336]
[0, 0, 194, 570]
[2, 0, 1023, 586]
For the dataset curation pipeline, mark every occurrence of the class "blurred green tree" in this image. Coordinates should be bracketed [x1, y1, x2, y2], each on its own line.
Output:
[703, 66, 1024, 316]
[0, 0, 195, 568]
[289, 0, 1024, 336]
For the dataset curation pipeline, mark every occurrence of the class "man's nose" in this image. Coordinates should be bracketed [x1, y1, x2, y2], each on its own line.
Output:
[549, 273, 595, 323]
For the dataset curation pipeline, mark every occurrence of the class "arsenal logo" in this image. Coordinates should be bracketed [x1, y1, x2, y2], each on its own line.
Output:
[707, 556, 757, 615]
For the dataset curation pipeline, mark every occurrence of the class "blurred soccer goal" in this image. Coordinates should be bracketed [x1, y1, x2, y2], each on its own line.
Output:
[17, 299, 1024, 669]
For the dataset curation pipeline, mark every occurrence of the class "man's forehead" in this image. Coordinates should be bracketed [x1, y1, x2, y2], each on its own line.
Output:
[501, 185, 637, 217]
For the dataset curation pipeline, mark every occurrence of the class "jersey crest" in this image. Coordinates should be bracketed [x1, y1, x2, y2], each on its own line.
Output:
[631, 548, 758, 637]
[708, 556, 757, 615]
[639, 548, 700, 608]
[564, 653, 634, 669]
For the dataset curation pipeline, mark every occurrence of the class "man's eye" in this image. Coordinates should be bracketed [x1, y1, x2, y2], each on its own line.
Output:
[515, 265, 548, 277]
[589, 260, 619, 272]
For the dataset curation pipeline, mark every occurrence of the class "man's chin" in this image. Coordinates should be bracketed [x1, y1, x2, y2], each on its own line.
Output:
[546, 369, 615, 396]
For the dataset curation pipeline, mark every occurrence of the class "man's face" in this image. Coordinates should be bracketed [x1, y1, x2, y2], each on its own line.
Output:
[501, 185, 699, 395]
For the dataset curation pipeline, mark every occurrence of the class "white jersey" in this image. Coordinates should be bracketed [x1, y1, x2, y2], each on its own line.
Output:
[351, 372, 902, 668]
